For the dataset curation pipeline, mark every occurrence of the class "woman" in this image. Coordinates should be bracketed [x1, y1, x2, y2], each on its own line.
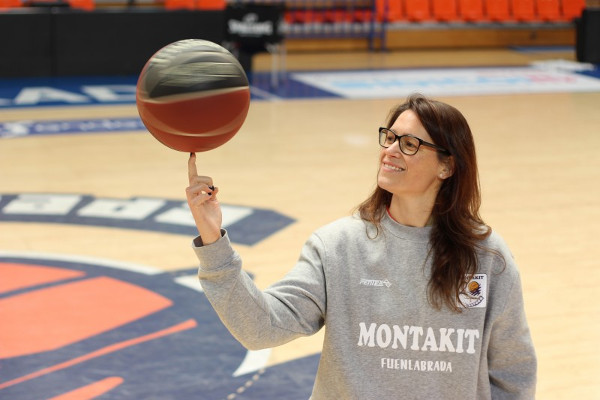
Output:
[186, 94, 537, 399]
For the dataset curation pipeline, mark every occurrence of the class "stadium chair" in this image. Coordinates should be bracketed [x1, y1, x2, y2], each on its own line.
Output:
[310, 8, 325, 23]
[354, 8, 374, 23]
[0, 0, 22, 7]
[432, 0, 458, 21]
[536, 0, 561, 21]
[405, 0, 432, 21]
[458, 0, 484, 21]
[376, 0, 404, 22]
[164, 0, 195, 10]
[68, 0, 94, 10]
[285, 8, 307, 24]
[561, 0, 585, 20]
[323, 7, 337, 23]
[484, 0, 511, 21]
[511, 0, 536, 21]
[197, 0, 224, 10]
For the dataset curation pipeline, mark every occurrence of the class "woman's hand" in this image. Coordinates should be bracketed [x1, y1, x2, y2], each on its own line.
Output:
[186, 153, 222, 245]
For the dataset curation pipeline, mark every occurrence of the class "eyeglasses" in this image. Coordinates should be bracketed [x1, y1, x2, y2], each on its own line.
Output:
[379, 127, 450, 156]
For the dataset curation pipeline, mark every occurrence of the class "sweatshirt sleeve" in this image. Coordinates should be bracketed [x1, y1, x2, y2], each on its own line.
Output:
[194, 230, 326, 350]
[488, 269, 537, 399]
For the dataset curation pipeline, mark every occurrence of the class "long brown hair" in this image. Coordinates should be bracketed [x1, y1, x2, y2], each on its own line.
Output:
[357, 93, 493, 312]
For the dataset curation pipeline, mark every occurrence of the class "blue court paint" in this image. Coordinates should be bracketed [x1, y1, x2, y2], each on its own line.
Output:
[250, 71, 341, 99]
[0, 75, 139, 109]
[510, 45, 576, 53]
[0, 253, 317, 400]
[0, 72, 340, 110]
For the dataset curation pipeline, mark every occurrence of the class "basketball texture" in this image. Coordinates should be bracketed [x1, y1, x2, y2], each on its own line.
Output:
[136, 39, 250, 152]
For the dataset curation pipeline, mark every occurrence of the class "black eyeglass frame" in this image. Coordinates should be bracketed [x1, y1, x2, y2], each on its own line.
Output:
[378, 127, 451, 156]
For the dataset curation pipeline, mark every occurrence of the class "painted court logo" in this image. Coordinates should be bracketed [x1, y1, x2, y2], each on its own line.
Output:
[0, 193, 321, 399]
[0, 193, 294, 246]
[0, 252, 269, 399]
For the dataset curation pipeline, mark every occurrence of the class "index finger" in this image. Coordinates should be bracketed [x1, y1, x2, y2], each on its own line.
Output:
[188, 152, 198, 184]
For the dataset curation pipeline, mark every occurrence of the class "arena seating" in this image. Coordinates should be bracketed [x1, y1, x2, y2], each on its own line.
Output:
[432, 0, 459, 22]
[458, 0, 484, 22]
[2, 0, 586, 24]
[279, 0, 586, 24]
[0, 0, 22, 8]
[562, 0, 585, 20]
[485, 0, 511, 21]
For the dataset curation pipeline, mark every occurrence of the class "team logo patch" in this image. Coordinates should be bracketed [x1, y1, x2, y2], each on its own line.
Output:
[459, 274, 487, 308]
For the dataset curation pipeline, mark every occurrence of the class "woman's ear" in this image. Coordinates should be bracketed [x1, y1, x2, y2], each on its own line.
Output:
[439, 156, 455, 179]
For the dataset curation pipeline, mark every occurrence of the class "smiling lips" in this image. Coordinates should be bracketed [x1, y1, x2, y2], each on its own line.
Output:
[382, 162, 405, 172]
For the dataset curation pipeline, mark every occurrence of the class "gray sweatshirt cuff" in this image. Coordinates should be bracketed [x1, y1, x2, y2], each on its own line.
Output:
[192, 229, 235, 271]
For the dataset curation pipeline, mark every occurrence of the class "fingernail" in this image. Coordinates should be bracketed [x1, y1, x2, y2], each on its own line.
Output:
[208, 185, 215, 191]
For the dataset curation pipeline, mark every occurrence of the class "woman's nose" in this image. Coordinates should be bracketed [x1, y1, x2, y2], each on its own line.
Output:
[385, 139, 402, 155]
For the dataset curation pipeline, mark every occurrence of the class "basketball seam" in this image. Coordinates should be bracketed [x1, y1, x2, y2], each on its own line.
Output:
[137, 86, 249, 104]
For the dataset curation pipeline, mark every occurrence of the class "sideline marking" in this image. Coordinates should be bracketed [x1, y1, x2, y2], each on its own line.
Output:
[291, 65, 600, 98]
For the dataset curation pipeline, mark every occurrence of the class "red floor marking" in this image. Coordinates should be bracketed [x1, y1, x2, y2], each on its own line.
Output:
[0, 319, 197, 390]
[0, 276, 173, 358]
[46, 376, 124, 400]
[0, 263, 85, 294]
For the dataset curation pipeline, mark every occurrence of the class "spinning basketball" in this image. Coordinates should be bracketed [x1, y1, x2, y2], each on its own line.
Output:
[136, 39, 250, 152]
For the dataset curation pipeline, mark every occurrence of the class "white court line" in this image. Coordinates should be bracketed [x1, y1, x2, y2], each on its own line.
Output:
[250, 85, 283, 101]
[174, 274, 203, 292]
[173, 274, 273, 379]
[233, 348, 272, 377]
[0, 250, 162, 275]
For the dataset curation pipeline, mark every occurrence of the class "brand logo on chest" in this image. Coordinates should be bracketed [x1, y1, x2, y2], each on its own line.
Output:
[359, 278, 392, 288]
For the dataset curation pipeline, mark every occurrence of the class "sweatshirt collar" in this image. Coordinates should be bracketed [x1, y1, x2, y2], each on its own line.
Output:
[382, 209, 432, 243]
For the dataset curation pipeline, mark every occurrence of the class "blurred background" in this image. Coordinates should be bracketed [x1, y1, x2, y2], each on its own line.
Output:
[1, 1, 599, 399]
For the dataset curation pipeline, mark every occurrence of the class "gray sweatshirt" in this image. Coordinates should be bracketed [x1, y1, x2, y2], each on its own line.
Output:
[194, 213, 537, 399]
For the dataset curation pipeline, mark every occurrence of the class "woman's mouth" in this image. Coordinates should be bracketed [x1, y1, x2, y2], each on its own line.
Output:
[381, 162, 405, 172]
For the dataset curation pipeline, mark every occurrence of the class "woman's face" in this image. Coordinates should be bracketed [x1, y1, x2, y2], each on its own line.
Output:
[377, 110, 448, 202]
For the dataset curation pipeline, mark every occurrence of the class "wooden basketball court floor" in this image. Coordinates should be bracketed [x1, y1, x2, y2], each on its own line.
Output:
[1, 47, 599, 399]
